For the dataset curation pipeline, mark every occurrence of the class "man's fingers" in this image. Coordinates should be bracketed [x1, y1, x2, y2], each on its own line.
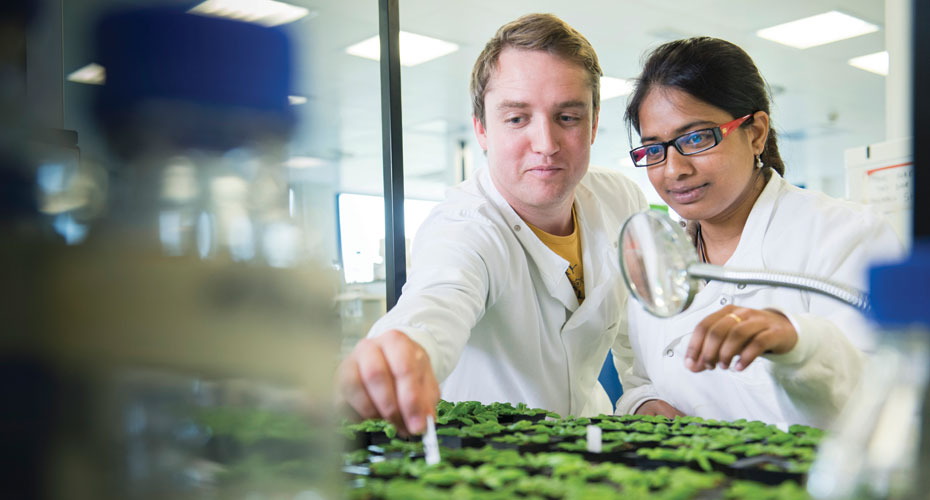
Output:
[335, 330, 439, 437]
[336, 358, 380, 421]
[355, 339, 406, 433]
[379, 330, 438, 435]
[393, 370, 439, 435]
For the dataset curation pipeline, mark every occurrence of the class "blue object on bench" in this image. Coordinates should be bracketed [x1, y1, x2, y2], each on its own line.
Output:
[598, 349, 623, 412]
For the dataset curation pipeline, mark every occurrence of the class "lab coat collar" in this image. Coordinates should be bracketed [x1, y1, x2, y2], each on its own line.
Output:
[568, 179, 622, 321]
[475, 167, 618, 313]
[726, 172, 783, 268]
[687, 172, 783, 312]
[475, 168, 576, 310]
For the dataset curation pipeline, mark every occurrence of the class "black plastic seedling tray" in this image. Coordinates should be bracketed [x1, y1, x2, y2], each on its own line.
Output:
[342, 401, 820, 499]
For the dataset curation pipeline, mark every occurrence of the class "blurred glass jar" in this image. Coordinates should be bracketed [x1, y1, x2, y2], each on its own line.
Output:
[807, 247, 930, 500]
[10, 7, 340, 500]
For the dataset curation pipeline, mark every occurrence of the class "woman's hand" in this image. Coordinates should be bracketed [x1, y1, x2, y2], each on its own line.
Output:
[685, 305, 797, 373]
[636, 399, 686, 418]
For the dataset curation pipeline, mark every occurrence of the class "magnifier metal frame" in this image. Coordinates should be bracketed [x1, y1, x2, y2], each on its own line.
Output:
[619, 210, 870, 318]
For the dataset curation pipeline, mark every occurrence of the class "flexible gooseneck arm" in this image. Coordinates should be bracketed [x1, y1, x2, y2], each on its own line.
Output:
[688, 263, 871, 311]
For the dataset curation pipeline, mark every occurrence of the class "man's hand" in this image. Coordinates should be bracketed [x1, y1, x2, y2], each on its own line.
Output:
[336, 329, 440, 436]
[685, 305, 798, 373]
[636, 399, 685, 418]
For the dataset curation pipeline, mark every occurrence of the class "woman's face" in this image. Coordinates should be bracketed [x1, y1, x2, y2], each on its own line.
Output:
[637, 86, 768, 224]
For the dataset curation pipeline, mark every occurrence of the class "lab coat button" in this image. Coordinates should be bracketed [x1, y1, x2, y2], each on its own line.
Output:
[719, 297, 728, 305]
[514, 224, 521, 231]
[665, 349, 674, 358]
[737, 283, 747, 290]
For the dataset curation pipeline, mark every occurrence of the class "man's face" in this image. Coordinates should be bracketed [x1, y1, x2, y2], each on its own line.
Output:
[474, 48, 598, 220]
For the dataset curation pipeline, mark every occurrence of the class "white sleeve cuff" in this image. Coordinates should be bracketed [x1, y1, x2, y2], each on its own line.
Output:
[614, 385, 661, 415]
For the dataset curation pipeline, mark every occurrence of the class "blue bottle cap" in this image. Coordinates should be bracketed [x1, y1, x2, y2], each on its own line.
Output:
[869, 241, 930, 328]
[94, 6, 296, 152]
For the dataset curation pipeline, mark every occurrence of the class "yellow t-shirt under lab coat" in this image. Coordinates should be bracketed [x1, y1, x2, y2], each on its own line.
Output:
[528, 207, 584, 304]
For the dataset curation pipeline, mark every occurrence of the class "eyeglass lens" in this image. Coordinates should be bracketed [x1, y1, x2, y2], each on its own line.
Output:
[631, 129, 719, 167]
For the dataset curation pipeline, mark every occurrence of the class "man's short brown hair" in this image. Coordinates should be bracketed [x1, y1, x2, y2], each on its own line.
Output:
[470, 13, 603, 126]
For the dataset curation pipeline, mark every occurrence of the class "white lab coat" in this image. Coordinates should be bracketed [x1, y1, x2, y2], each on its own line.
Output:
[367, 166, 647, 417]
[615, 173, 904, 428]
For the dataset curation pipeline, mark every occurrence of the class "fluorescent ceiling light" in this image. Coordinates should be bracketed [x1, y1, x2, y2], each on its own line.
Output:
[601, 76, 634, 101]
[346, 31, 459, 67]
[283, 156, 326, 169]
[756, 11, 879, 49]
[67, 63, 106, 85]
[849, 51, 889, 76]
[188, 0, 312, 27]
[288, 95, 308, 105]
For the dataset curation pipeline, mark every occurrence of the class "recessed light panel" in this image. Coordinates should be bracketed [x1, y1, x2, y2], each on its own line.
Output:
[346, 31, 459, 67]
[188, 0, 312, 27]
[283, 156, 326, 169]
[601, 76, 634, 101]
[848, 51, 889, 76]
[757, 11, 879, 49]
[67, 63, 106, 85]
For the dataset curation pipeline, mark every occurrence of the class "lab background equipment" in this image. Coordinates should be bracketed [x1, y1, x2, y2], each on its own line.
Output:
[2, 6, 339, 499]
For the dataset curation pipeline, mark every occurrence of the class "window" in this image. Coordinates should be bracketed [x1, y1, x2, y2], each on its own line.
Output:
[337, 193, 439, 283]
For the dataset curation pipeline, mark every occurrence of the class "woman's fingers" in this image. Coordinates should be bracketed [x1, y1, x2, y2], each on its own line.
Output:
[716, 318, 765, 369]
[735, 329, 781, 371]
[687, 306, 743, 371]
[685, 306, 796, 372]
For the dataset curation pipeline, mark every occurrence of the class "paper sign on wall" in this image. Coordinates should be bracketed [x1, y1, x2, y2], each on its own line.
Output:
[845, 137, 913, 247]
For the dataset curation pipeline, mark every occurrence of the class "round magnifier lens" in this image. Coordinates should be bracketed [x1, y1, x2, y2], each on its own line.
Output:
[619, 210, 699, 317]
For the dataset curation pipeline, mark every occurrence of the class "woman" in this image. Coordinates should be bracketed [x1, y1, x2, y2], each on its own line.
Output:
[614, 37, 903, 428]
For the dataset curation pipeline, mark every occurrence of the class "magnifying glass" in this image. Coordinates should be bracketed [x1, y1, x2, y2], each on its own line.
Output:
[618, 210, 870, 318]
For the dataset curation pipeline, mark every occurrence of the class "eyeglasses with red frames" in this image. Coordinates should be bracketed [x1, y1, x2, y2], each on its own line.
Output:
[629, 114, 754, 167]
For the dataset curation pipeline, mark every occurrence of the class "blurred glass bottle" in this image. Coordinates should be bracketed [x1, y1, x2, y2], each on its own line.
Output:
[15, 7, 339, 500]
[807, 245, 930, 500]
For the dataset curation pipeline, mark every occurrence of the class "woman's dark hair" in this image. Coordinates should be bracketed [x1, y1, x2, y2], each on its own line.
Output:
[625, 37, 785, 176]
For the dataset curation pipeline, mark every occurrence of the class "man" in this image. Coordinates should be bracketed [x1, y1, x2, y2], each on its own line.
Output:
[337, 13, 646, 435]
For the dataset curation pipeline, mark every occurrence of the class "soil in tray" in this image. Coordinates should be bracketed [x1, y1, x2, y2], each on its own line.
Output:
[580, 450, 638, 465]
[487, 439, 559, 454]
[343, 431, 371, 450]
[439, 434, 496, 449]
[361, 431, 419, 448]
[496, 413, 547, 424]
[728, 466, 805, 486]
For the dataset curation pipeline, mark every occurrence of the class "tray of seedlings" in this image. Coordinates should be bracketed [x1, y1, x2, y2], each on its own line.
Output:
[344, 400, 820, 499]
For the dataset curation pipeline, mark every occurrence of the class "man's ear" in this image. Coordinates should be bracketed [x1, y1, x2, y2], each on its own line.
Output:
[473, 115, 488, 152]
[591, 109, 600, 144]
[749, 110, 770, 154]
